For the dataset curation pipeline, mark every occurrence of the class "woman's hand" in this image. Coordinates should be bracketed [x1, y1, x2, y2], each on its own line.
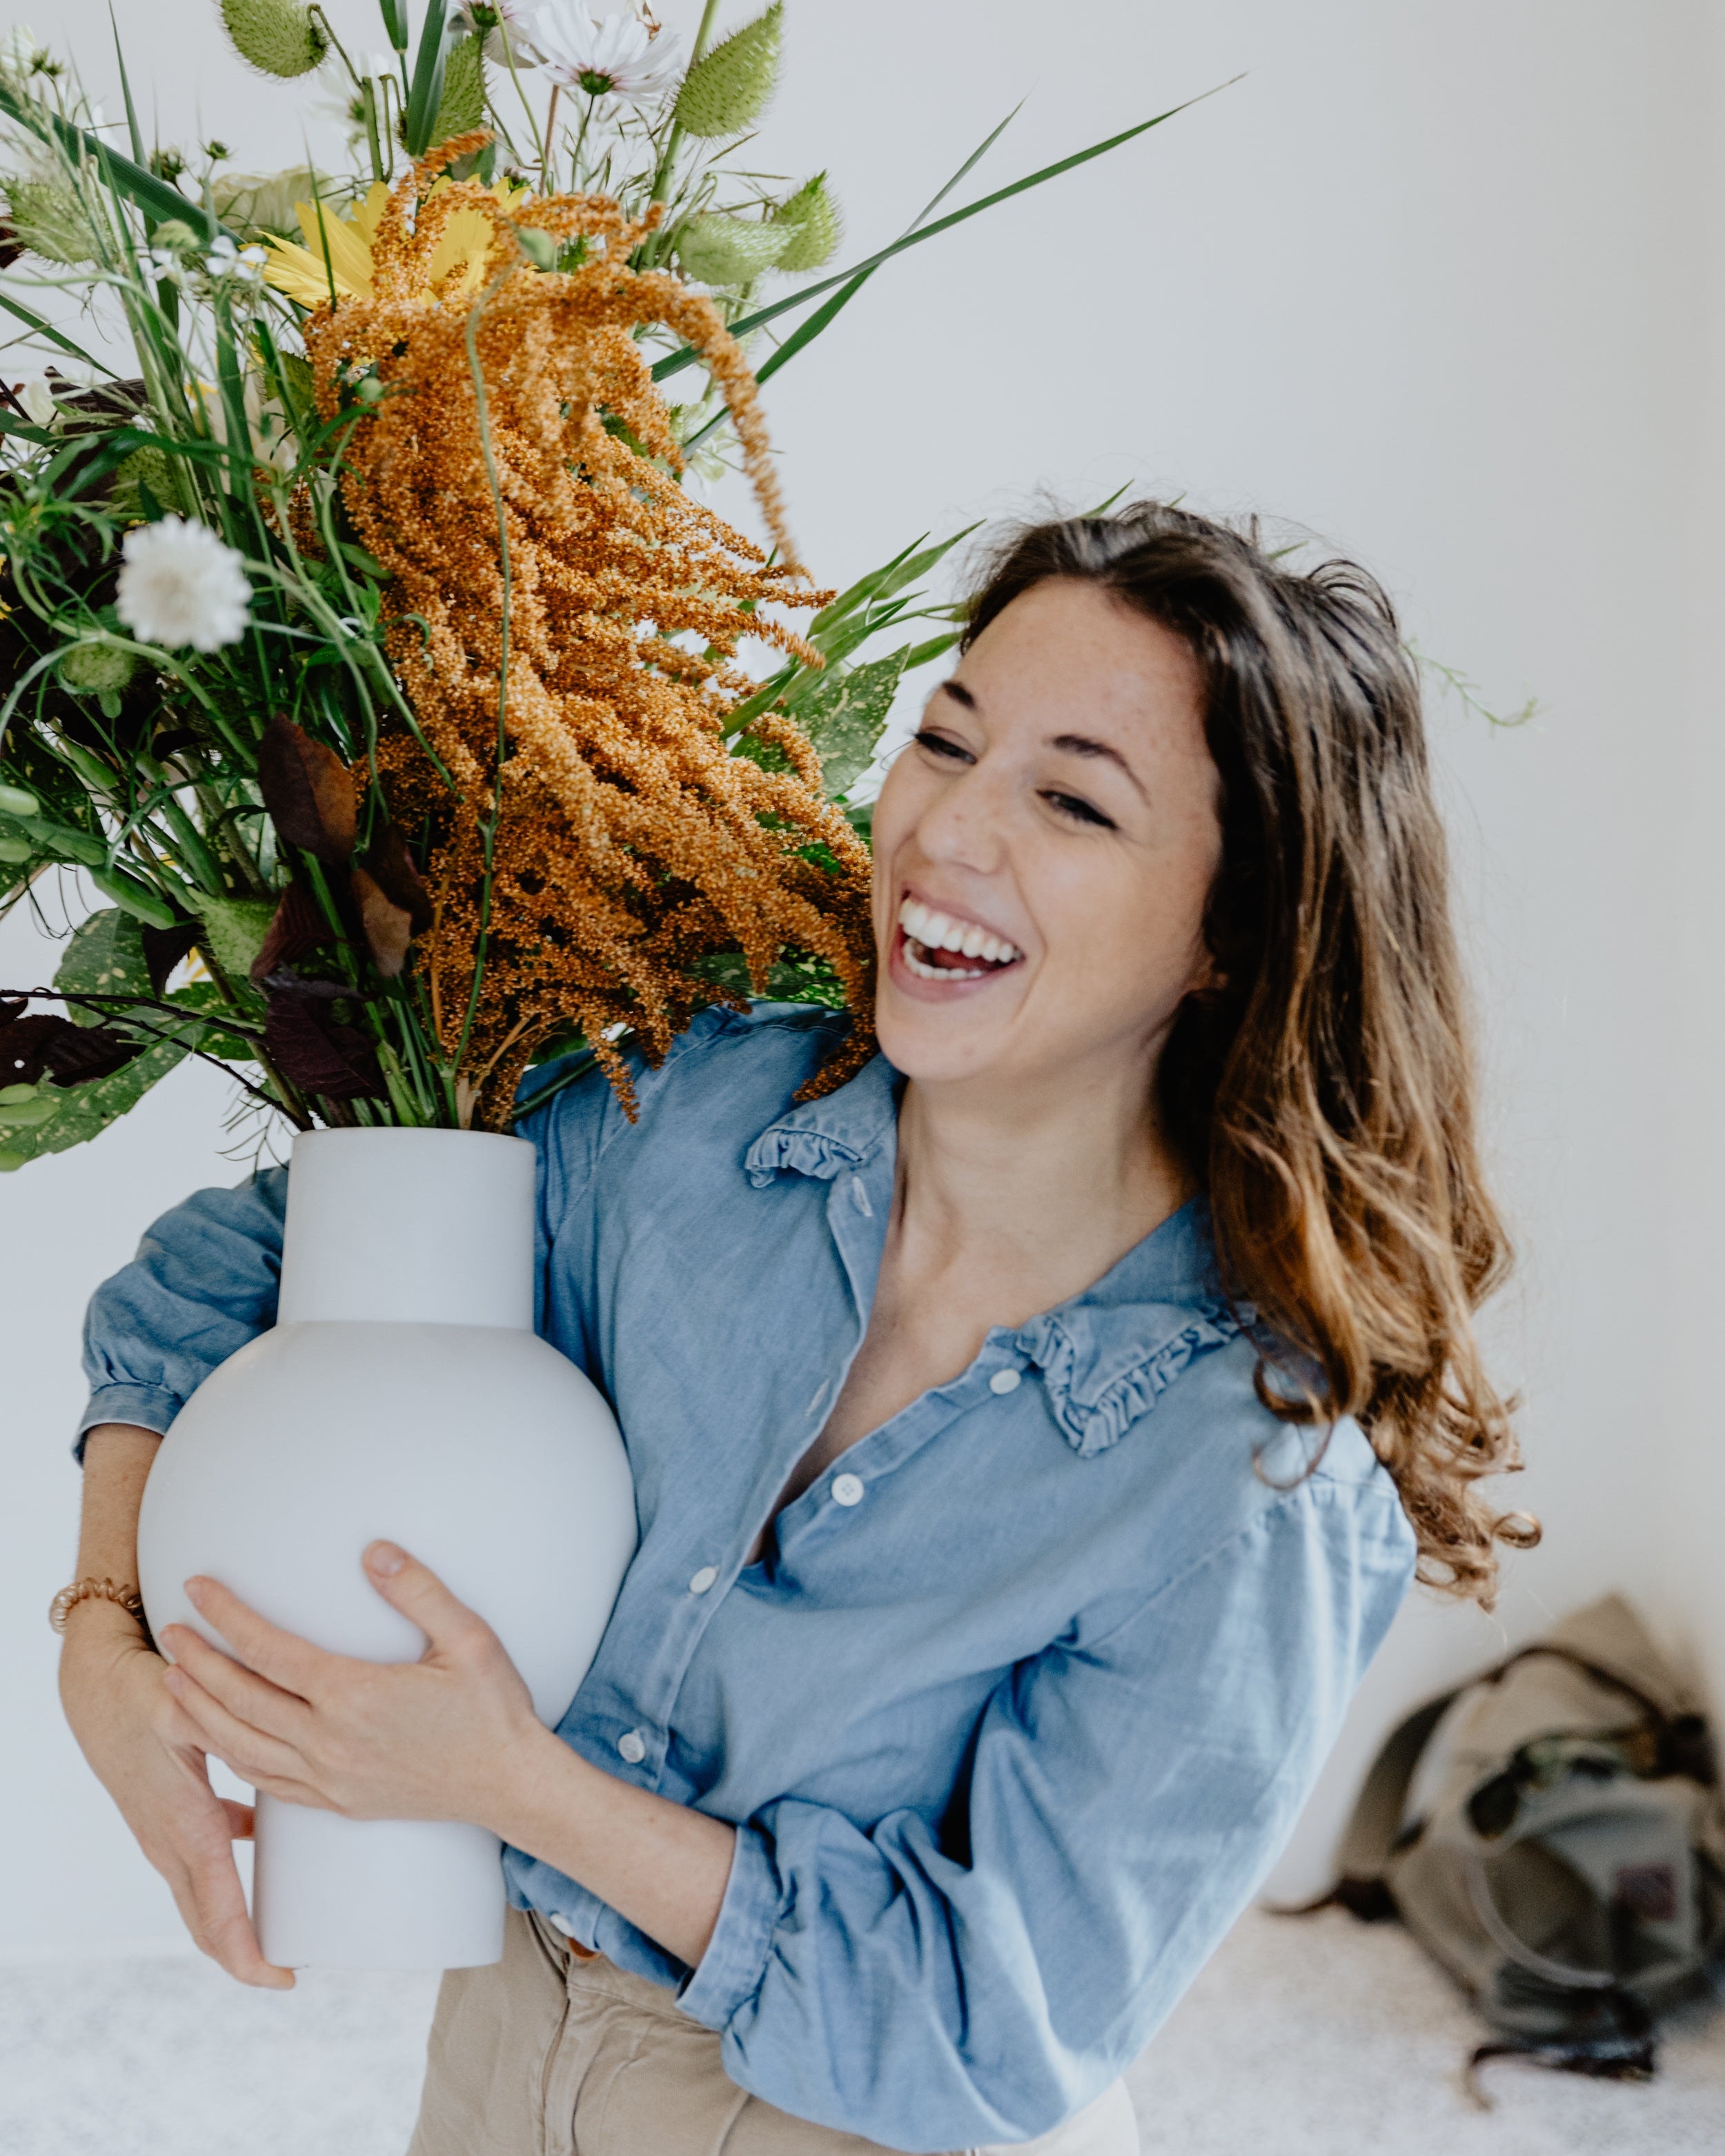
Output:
[158, 1543, 549, 1832]
[58, 1601, 293, 1990]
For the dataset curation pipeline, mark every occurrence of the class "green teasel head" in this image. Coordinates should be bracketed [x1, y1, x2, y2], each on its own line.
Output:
[110, 445, 184, 522]
[219, 0, 329, 79]
[674, 210, 793, 288]
[770, 174, 841, 273]
[58, 642, 138, 719]
[2, 179, 97, 266]
[673, 1, 782, 139]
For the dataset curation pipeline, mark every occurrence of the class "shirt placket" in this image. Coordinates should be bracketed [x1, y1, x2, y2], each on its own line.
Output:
[595, 1143, 896, 1795]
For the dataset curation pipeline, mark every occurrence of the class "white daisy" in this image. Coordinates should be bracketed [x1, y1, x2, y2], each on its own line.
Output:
[455, 1, 544, 65]
[116, 518, 251, 653]
[518, 4, 682, 103]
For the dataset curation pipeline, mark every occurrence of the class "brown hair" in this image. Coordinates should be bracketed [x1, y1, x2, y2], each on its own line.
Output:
[963, 502, 1535, 1605]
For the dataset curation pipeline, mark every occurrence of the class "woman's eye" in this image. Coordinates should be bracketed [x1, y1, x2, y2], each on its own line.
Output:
[1041, 790, 1116, 831]
[914, 729, 973, 762]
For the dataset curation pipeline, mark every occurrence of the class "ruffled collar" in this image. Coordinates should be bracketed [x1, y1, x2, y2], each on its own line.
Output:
[743, 1054, 1245, 1457]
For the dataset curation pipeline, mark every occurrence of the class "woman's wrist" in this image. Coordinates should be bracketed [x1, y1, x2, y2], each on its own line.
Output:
[475, 1717, 589, 1850]
[477, 1724, 736, 1969]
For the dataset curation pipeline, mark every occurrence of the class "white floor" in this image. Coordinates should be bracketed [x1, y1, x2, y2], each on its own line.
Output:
[1, 1907, 1721, 2156]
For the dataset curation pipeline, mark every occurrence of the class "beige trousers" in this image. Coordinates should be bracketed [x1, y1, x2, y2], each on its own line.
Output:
[406, 1908, 1140, 2156]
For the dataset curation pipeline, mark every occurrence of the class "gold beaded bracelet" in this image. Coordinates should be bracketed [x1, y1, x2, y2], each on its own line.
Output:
[49, 1576, 148, 1634]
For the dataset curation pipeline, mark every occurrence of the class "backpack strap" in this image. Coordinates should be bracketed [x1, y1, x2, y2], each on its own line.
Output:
[1269, 1687, 1462, 1917]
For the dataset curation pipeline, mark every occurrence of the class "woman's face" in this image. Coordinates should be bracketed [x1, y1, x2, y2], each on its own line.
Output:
[870, 577, 1224, 1099]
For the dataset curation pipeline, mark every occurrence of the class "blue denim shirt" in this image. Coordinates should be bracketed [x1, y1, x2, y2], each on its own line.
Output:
[81, 1005, 1416, 2151]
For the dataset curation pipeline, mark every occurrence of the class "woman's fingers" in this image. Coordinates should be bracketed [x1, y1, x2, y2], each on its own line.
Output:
[161, 1622, 314, 1739]
[362, 1541, 496, 1662]
[163, 1663, 309, 1790]
[181, 1577, 330, 1694]
[152, 1768, 293, 1989]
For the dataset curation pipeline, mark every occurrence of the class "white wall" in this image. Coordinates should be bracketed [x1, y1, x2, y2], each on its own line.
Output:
[2, 0, 1719, 1954]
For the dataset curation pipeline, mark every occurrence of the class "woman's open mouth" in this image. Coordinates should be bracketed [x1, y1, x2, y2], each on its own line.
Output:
[895, 896, 1023, 982]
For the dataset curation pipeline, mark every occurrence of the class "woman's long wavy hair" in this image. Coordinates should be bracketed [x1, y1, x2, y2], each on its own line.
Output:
[963, 503, 1535, 1605]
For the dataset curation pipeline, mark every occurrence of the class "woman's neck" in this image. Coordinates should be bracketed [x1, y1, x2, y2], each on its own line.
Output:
[889, 1057, 1195, 1323]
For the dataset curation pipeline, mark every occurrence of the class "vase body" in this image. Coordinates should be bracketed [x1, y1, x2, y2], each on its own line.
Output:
[137, 1127, 637, 1971]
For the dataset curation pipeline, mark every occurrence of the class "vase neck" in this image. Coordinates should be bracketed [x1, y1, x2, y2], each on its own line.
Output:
[276, 1129, 536, 1329]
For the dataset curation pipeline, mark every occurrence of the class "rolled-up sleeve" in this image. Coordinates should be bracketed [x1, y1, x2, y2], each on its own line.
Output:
[679, 1474, 1414, 2152]
[77, 1168, 288, 1456]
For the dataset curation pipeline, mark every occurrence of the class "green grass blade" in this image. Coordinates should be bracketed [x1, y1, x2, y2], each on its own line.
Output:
[0, 82, 225, 237]
[747, 106, 1024, 395]
[404, 0, 452, 156]
[654, 81, 1239, 387]
[0, 290, 115, 375]
[108, 5, 146, 167]
[676, 107, 1025, 418]
[908, 101, 1023, 226]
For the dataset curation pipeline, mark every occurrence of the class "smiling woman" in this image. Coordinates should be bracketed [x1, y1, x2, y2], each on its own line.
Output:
[61, 501, 1526, 2156]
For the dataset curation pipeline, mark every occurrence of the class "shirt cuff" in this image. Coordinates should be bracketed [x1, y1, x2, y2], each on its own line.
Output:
[675, 1820, 780, 2030]
[75, 1385, 182, 1459]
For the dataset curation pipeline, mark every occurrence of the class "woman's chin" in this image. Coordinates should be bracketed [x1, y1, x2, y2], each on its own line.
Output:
[874, 934, 1026, 1078]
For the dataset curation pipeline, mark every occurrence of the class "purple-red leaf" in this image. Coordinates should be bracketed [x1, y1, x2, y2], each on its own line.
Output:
[250, 882, 335, 985]
[45, 1023, 147, 1087]
[264, 990, 384, 1100]
[141, 919, 204, 998]
[1, 1013, 64, 1086]
[257, 715, 357, 867]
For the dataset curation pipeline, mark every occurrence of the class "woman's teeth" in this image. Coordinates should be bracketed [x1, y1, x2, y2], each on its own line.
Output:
[897, 897, 1022, 980]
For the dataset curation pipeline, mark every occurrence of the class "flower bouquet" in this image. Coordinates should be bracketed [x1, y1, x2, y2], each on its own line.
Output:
[0, 0, 1201, 1167]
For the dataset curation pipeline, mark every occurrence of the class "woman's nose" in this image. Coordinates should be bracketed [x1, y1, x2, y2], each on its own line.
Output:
[914, 761, 1008, 872]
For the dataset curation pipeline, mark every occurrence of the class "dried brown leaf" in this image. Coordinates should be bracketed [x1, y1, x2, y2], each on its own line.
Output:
[258, 714, 357, 866]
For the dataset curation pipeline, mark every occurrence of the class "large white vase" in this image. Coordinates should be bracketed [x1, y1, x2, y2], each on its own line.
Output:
[137, 1126, 636, 1971]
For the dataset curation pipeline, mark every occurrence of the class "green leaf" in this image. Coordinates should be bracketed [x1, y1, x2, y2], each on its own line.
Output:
[792, 651, 909, 800]
[167, 978, 256, 1060]
[0, 808, 106, 868]
[0, 1030, 190, 1169]
[0, 1082, 65, 1128]
[190, 892, 277, 981]
[811, 526, 978, 642]
[693, 946, 847, 1010]
[653, 85, 1237, 387]
[404, 0, 453, 157]
[88, 863, 181, 929]
[53, 907, 152, 1025]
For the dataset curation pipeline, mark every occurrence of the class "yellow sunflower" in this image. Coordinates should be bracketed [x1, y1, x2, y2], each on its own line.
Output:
[262, 177, 531, 307]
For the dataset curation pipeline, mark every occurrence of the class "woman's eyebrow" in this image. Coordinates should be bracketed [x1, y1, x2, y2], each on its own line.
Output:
[938, 680, 976, 709]
[1048, 733, 1148, 800]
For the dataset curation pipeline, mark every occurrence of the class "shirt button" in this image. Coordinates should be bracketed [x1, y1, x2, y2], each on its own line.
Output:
[689, 1565, 718, 1595]
[831, 1472, 865, 1507]
[616, 1729, 647, 1763]
[989, 1367, 1023, 1394]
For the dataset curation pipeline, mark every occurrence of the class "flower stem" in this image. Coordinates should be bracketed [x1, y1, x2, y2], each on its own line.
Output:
[641, 0, 721, 258]
[451, 273, 518, 1109]
[542, 83, 560, 192]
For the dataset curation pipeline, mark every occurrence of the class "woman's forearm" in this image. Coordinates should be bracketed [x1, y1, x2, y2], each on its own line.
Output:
[73, 1423, 162, 1588]
[483, 1726, 736, 1970]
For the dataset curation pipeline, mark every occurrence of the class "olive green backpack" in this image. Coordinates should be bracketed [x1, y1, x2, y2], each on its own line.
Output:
[1293, 1594, 1725, 2099]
